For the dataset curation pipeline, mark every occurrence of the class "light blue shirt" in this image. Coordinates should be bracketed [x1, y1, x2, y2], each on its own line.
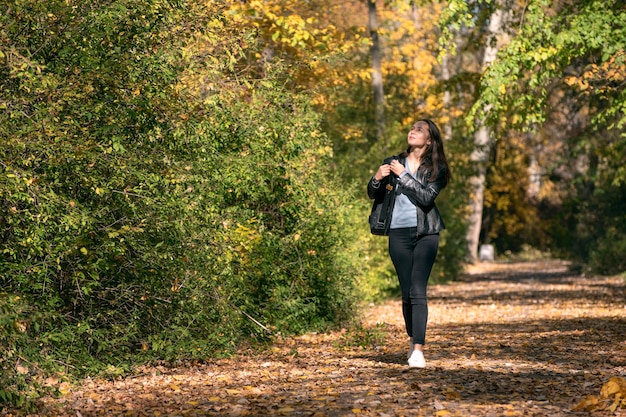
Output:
[389, 171, 418, 229]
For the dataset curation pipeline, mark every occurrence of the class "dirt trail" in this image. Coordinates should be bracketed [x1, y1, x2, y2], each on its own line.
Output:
[35, 260, 626, 416]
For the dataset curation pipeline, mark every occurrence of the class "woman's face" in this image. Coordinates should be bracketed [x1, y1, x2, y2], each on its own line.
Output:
[408, 121, 431, 149]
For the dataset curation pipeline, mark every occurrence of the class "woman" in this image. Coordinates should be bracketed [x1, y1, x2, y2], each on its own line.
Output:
[367, 118, 451, 368]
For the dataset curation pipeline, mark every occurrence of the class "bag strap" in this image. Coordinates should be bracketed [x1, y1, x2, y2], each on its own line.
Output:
[377, 176, 396, 223]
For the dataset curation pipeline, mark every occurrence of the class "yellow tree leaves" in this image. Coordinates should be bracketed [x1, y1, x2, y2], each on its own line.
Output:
[377, 1, 446, 125]
[240, 0, 326, 49]
[564, 50, 626, 95]
[215, 0, 447, 130]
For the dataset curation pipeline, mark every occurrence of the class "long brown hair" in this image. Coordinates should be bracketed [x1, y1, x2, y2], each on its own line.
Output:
[399, 118, 451, 188]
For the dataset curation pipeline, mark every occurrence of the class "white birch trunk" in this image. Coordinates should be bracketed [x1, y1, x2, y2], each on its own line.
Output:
[466, 8, 506, 262]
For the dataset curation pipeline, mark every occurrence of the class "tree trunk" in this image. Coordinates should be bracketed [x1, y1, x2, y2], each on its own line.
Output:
[441, 52, 453, 141]
[527, 139, 542, 200]
[466, 8, 505, 262]
[368, 0, 385, 141]
[466, 125, 490, 262]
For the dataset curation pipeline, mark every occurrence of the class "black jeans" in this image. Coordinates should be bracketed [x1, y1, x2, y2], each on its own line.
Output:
[388, 228, 439, 346]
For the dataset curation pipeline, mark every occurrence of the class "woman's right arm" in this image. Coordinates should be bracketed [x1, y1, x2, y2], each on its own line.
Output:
[367, 176, 382, 199]
[367, 162, 392, 199]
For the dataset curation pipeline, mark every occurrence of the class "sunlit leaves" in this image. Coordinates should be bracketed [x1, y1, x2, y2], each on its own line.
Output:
[470, 0, 626, 133]
[438, 0, 476, 58]
[573, 377, 626, 412]
[2, 3, 361, 410]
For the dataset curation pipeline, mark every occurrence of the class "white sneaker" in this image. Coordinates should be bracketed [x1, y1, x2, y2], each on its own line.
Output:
[407, 340, 414, 359]
[408, 349, 425, 368]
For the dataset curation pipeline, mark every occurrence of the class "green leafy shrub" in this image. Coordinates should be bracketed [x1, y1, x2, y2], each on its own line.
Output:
[0, 295, 30, 410]
[551, 171, 626, 275]
[0, 0, 358, 411]
[588, 229, 626, 275]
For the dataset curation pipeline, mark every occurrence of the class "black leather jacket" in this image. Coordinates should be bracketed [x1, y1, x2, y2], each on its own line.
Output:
[368, 156, 446, 236]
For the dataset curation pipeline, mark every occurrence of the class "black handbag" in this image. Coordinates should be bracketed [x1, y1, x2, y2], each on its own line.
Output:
[369, 176, 396, 236]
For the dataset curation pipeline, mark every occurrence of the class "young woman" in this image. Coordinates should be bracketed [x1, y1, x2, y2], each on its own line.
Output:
[367, 118, 451, 368]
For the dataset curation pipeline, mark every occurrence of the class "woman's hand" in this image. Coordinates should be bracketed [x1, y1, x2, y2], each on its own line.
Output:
[374, 163, 392, 181]
[389, 159, 406, 177]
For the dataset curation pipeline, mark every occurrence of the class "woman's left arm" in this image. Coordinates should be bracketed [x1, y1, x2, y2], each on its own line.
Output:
[396, 167, 446, 207]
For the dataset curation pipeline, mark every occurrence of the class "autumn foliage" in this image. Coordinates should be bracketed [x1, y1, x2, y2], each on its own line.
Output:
[0, 0, 358, 408]
[1, 0, 626, 413]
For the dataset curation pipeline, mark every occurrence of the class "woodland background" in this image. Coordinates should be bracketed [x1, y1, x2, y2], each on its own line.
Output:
[1, 0, 625, 411]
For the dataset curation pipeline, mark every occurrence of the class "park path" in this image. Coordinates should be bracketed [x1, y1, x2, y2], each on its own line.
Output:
[34, 260, 626, 416]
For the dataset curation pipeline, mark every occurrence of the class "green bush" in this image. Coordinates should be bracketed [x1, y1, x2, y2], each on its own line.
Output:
[0, 295, 32, 410]
[0, 0, 358, 410]
[588, 229, 626, 275]
[550, 177, 626, 275]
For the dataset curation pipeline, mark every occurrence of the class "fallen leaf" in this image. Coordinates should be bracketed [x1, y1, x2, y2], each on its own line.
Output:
[572, 395, 600, 411]
[600, 377, 626, 399]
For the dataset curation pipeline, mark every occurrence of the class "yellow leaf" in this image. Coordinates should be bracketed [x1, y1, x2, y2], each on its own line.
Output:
[435, 410, 451, 416]
[58, 382, 72, 395]
[13, 320, 27, 332]
[572, 395, 600, 411]
[600, 377, 626, 398]
[80, 247, 88, 255]
[444, 387, 461, 399]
